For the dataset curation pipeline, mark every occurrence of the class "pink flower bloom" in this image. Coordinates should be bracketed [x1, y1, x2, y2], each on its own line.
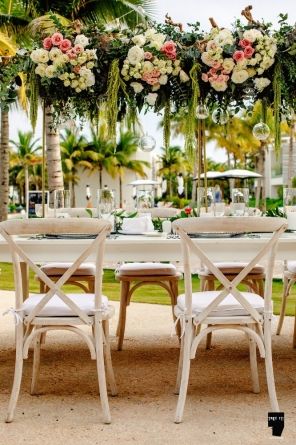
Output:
[217, 74, 229, 82]
[161, 40, 177, 60]
[244, 45, 255, 58]
[151, 68, 161, 78]
[51, 32, 63, 46]
[73, 65, 81, 74]
[43, 37, 52, 50]
[146, 77, 159, 85]
[239, 39, 251, 48]
[233, 50, 245, 62]
[201, 73, 209, 82]
[209, 67, 217, 76]
[74, 44, 84, 54]
[60, 39, 72, 52]
[212, 61, 221, 69]
[209, 74, 218, 81]
[144, 51, 153, 60]
[66, 48, 77, 59]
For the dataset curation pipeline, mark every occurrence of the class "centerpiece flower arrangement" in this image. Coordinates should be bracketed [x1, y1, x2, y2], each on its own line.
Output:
[120, 28, 190, 110]
[200, 26, 277, 96]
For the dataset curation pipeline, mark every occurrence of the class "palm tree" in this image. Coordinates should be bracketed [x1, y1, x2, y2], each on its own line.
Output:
[60, 128, 90, 207]
[157, 146, 185, 197]
[111, 132, 149, 207]
[10, 130, 42, 212]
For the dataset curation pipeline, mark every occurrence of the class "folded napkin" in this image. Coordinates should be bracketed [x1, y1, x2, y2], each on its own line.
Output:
[121, 215, 154, 233]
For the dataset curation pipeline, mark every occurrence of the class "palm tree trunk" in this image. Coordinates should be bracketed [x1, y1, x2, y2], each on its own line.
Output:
[99, 168, 102, 189]
[119, 176, 123, 208]
[24, 165, 29, 215]
[71, 179, 76, 207]
[0, 110, 10, 222]
[45, 105, 64, 203]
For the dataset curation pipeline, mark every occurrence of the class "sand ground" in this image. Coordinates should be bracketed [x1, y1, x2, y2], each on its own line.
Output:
[0, 290, 296, 445]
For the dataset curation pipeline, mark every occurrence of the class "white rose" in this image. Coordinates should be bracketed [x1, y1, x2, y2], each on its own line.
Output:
[243, 29, 262, 43]
[31, 48, 49, 64]
[35, 63, 47, 77]
[45, 65, 56, 78]
[211, 80, 228, 91]
[142, 61, 154, 72]
[145, 92, 158, 106]
[127, 45, 144, 66]
[145, 28, 157, 39]
[253, 77, 271, 92]
[201, 52, 215, 67]
[231, 69, 249, 84]
[53, 55, 66, 67]
[149, 33, 166, 50]
[132, 34, 146, 47]
[74, 34, 89, 47]
[222, 58, 235, 73]
[214, 28, 234, 46]
[130, 82, 144, 93]
[49, 47, 62, 61]
[179, 70, 190, 83]
[159, 74, 168, 85]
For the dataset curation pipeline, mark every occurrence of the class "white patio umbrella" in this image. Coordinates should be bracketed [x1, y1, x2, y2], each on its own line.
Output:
[218, 169, 263, 179]
[193, 171, 224, 180]
[128, 179, 159, 186]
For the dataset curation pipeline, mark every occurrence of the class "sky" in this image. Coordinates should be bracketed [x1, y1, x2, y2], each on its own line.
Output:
[9, 0, 296, 161]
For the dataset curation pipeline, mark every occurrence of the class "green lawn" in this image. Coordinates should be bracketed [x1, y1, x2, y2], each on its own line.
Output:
[0, 263, 295, 316]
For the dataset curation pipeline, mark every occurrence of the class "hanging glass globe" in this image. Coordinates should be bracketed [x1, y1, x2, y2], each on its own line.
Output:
[196, 103, 209, 119]
[212, 108, 229, 125]
[252, 122, 270, 140]
[139, 134, 156, 152]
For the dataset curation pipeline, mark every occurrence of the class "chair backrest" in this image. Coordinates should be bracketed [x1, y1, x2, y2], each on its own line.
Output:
[0, 218, 111, 324]
[172, 217, 287, 323]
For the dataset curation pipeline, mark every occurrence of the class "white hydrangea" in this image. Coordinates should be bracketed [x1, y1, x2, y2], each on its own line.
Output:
[132, 34, 146, 47]
[145, 92, 158, 106]
[231, 68, 249, 84]
[253, 77, 271, 92]
[74, 34, 89, 47]
[130, 82, 144, 93]
[127, 45, 144, 65]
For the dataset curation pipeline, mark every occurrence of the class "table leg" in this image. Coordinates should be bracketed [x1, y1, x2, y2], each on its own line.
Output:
[20, 262, 29, 300]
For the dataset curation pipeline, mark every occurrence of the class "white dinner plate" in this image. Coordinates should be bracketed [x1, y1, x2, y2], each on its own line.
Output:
[142, 231, 163, 237]
[118, 231, 144, 235]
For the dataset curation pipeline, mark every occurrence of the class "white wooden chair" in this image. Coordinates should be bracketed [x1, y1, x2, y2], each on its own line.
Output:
[172, 216, 287, 423]
[276, 261, 296, 347]
[0, 218, 117, 424]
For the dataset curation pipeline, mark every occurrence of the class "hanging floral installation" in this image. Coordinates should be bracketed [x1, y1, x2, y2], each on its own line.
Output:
[2, 6, 296, 153]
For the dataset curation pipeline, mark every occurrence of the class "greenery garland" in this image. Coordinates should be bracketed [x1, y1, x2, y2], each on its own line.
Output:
[273, 62, 282, 155]
[106, 59, 120, 145]
[163, 100, 171, 150]
[184, 64, 200, 158]
[29, 67, 39, 132]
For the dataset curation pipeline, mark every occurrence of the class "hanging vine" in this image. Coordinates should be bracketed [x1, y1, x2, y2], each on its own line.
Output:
[106, 59, 120, 145]
[163, 100, 171, 150]
[273, 62, 282, 155]
[184, 63, 200, 158]
[29, 67, 39, 132]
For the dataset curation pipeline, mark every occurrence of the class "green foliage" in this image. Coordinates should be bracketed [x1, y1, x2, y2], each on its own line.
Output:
[106, 59, 120, 145]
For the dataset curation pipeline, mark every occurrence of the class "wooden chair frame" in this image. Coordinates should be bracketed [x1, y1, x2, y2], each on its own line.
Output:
[172, 216, 287, 423]
[0, 218, 117, 424]
[276, 267, 296, 347]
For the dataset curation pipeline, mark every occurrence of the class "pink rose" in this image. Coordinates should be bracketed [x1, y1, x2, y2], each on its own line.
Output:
[209, 74, 218, 81]
[60, 39, 72, 52]
[151, 68, 160, 78]
[233, 50, 245, 62]
[146, 77, 159, 85]
[209, 67, 217, 76]
[212, 61, 221, 69]
[43, 37, 52, 50]
[144, 51, 153, 60]
[239, 39, 251, 48]
[74, 44, 84, 54]
[51, 32, 63, 46]
[161, 40, 177, 60]
[73, 65, 81, 74]
[244, 45, 255, 58]
[66, 48, 77, 59]
[201, 73, 209, 82]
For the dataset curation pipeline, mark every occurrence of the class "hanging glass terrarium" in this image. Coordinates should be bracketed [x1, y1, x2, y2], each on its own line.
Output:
[139, 134, 156, 152]
[252, 122, 270, 140]
[212, 108, 229, 125]
[196, 103, 209, 119]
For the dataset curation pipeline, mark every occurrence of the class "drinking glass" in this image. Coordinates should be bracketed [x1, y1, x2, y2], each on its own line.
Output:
[136, 189, 154, 210]
[196, 187, 214, 216]
[97, 188, 116, 220]
[231, 188, 249, 216]
[53, 190, 71, 217]
[214, 202, 225, 217]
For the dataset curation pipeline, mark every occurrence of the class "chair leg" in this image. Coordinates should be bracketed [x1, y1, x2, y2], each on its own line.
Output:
[248, 327, 260, 394]
[89, 279, 95, 293]
[258, 279, 264, 298]
[170, 280, 181, 338]
[174, 320, 193, 423]
[264, 319, 279, 412]
[6, 324, 24, 423]
[174, 324, 185, 395]
[293, 302, 296, 348]
[117, 281, 130, 351]
[94, 317, 111, 424]
[276, 276, 292, 335]
[102, 320, 118, 396]
[205, 329, 212, 350]
[31, 331, 42, 395]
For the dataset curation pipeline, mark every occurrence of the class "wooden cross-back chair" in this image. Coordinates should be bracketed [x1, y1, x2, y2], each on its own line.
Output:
[0, 218, 117, 424]
[172, 216, 287, 424]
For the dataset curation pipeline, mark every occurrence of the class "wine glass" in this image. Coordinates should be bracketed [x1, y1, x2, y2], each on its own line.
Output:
[231, 188, 249, 216]
[97, 188, 115, 220]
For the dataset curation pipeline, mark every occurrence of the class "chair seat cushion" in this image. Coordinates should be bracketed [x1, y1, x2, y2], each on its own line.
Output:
[287, 261, 296, 273]
[117, 262, 177, 276]
[176, 291, 265, 317]
[21, 293, 110, 317]
[40, 262, 96, 277]
[198, 262, 264, 276]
